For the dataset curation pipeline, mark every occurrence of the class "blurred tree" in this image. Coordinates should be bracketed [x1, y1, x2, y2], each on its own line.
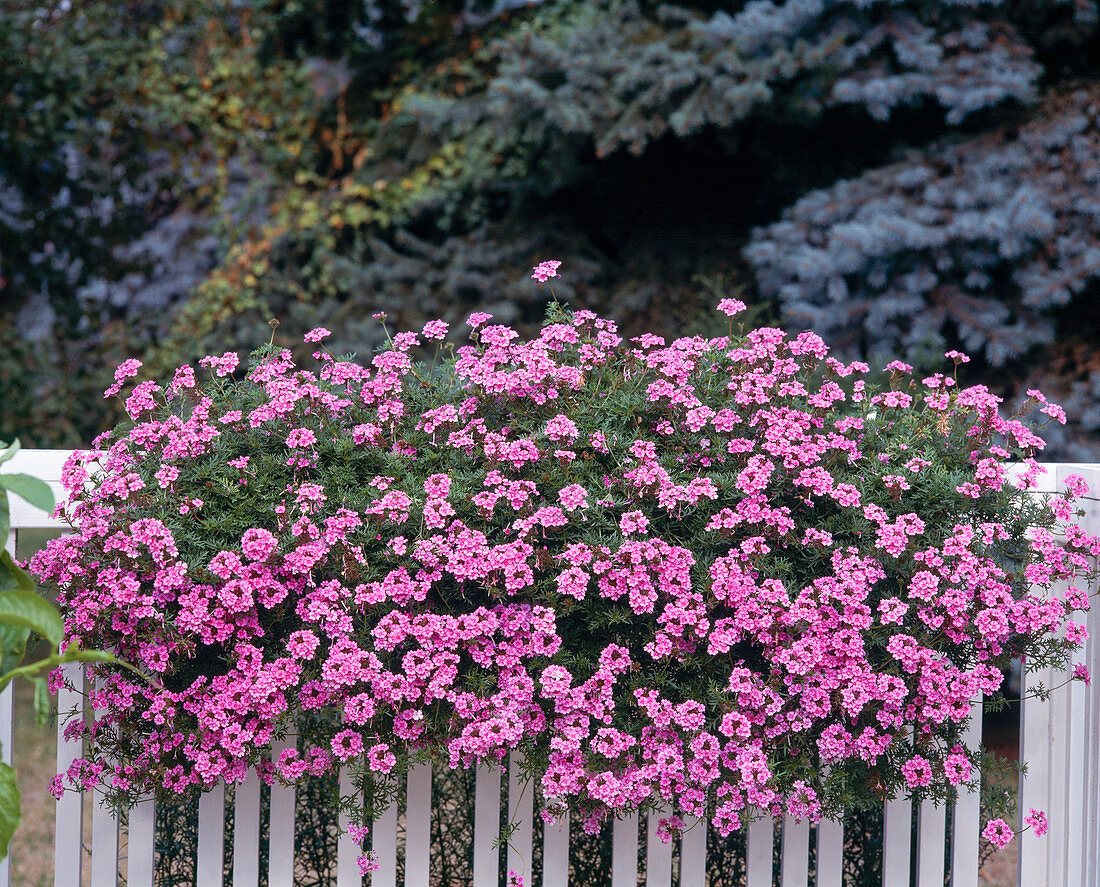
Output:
[2, 0, 1099, 455]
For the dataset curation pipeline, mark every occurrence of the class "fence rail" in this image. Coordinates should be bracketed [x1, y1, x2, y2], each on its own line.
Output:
[2, 450, 1099, 887]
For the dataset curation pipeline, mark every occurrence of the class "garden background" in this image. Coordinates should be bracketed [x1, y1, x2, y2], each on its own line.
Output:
[2, 1, 1100, 885]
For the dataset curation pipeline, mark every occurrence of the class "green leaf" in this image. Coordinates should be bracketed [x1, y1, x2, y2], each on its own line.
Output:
[0, 440, 19, 468]
[0, 552, 36, 595]
[0, 760, 20, 861]
[0, 588, 63, 647]
[32, 677, 50, 730]
[0, 623, 30, 675]
[0, 474, 54, 515]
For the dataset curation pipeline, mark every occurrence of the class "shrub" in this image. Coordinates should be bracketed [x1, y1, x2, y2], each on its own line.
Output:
[30, 271, 1098, 858]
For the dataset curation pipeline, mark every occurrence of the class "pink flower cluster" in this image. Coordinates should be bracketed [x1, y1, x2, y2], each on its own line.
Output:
[31, 285, 1098, 844]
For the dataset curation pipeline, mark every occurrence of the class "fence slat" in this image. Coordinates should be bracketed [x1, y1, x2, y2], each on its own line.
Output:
[815, 818, 844, 887]
[367, 774, 396, 887]
[473, 764, 501, 887]
[197, 784, 226, 886]
[1019, 661, 1054, 887]
[745, 816, 773, 887]
[55, 661, 85, 887]
[542, 810, 569, 887]
[610, 812, 638, 887]
[0, 529, 13, 887]
[268, 739, 296, 887]
[89, 794, 118, 887]
[915, 799, 945, 887]
[950, 697, 982, 887]
[1087, 584, 1100, 887]
[232, 771, 262, 887]
[506, 755, 533, 887]
[781, 815, 809, 887]
[126, 798, 156, 887]
[405, 763, 431, 887]
[881, 797, 911, 887]
[679, 815, 706, 887]
[646, 807, 673, 887]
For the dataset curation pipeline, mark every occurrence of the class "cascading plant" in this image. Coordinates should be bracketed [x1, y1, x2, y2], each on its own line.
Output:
[30, 265, 1097, 869]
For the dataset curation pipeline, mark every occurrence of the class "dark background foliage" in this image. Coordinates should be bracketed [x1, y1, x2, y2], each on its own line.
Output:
[3, 0, 1100, 455]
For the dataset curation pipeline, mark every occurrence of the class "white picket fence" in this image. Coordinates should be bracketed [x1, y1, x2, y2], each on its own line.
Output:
[2, 449, 1099, 887]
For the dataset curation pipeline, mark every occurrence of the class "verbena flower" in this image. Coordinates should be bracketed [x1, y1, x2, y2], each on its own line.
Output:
[30, 272, 1098, 844]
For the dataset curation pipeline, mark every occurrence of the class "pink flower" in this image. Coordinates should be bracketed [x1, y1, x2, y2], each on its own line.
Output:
[1073, 663, 1091, 686]
[241, 528, 278, 561]
[1025, 809, 1048, 837]
[982, 819, 1015, 848]
[103, 358, 143, 397]
[466, 312, 493, 330]
[944, 350, 970, 363]
[287, 428, 317, 448]
[422, 320, 449, 341]
[901, 755, 932, 788]
[717, 298, 746, 317]
[531, 260, 562, 283]
[332, 730, 364, 761]
[304, 327, 332, 343]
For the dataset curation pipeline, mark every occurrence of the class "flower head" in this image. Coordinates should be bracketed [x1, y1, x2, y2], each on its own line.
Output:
[532, 260, 562, 283]
[982, 819, 1015, 848]
[1025, 809, 1048, 837]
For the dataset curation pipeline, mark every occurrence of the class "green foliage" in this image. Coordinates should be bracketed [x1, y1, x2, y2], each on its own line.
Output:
[3, 0, 1100, 457]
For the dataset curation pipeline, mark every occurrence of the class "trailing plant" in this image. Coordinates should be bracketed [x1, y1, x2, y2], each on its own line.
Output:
[30, 267, 1096, 871]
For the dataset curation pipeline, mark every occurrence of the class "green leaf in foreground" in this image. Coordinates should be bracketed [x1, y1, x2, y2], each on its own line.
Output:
[0, 551, 36, 595]
[0, 474, 55, 515]
[0, 588, 63, 647]
[0, 761, 20, 861]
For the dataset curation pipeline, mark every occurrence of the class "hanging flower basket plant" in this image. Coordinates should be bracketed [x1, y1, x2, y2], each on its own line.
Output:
[31, 265, 1097, 858]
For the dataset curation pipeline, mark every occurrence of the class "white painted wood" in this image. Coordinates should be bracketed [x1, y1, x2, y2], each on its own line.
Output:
[815, 817, 844, 887]
[232, 771, 261, 887]
[610, 812, 638, 887]
[1059, 464, 1100, 887]
[1086, 585, 1100, 887]
[745, 816, 773, 887]
[505, 755, 532, 887]
[678, 815, 706, 887]
[197, 784, 226, 886]
[268, 739, 296, 887]
[645, 807, 672, 887]
[0, 529, 14, 887]
[881, 797, 912, 887]
[541, 809, 569, 887]
[781, 814, 809, 887]
[915, 799, 945, 887]
[950, 698, 982, 887]
[473, 764, 501, 887]
[55, 661, 85, 887]
[126, 798, 156, 887]
[90, 794, 119, 887]
[1019, 664, 1055, 886]
[340, 767, 368, 887]
[405, 764, 431, 887]
[368, 802, 396, 887]
[1065, 669, 1086, 887]
[2, 449, 71, 528]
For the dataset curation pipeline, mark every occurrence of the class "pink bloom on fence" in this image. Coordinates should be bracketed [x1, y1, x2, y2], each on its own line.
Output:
[1026, 808, 1048, 837]
[982, 819, 1015, 848]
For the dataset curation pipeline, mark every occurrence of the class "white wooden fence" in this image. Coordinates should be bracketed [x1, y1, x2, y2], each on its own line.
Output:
[2, 450, 1099, 887]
